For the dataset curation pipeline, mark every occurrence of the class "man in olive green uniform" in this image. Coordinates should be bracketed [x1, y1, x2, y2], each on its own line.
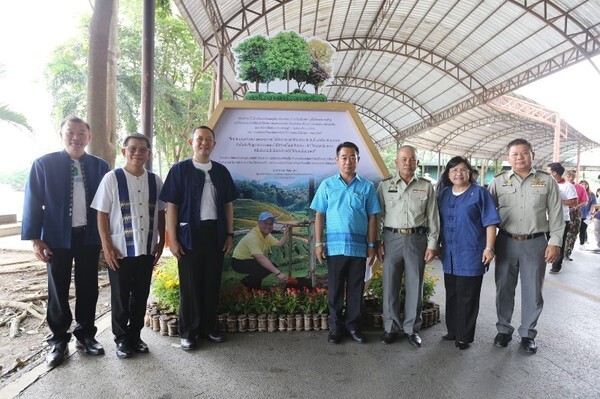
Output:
[376, 145, 439, 347]
[488, 138, 564, 354]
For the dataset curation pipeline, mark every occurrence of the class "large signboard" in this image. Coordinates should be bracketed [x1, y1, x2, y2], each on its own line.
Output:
[210, 101, 387, 184]
[208, 101, 388, 289]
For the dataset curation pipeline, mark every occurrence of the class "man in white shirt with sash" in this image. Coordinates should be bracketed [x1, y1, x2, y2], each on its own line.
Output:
[92, 133, 166, 358]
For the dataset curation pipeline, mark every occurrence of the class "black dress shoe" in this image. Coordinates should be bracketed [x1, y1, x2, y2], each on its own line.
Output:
[116, 342, 133, 359]
[131, 338, 149, 353]
[406, 333, 422, 347]
[493, 333, 512, 348]
[75, 337, 105, 356]
[381, 331, 398, 344]
[46, 342, 68, 367]
[455, 341, 470, 350]
[442, 333, 456, 341]
[180, 338, 197, 351]
[203, 331, 225, 343]
[520, 337, 537, 354]
[327, 331, 342, 344]
[348, 330, 367, 344]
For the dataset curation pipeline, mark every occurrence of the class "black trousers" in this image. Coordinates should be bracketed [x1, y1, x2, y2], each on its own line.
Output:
[327, 255, 366, 333]
[231, 258, 273, 290]
[108, 255, 154, 344]
[177, 221, 224, 339]
[580, 220, 589, 245]
[46, 228, 100, 345]
[444, 273, 483, 343]
[552, 222, 571, 271]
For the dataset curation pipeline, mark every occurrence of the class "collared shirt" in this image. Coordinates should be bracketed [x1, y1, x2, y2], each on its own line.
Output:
[310, 173, 381, 258]
[232, 226, 278, 260]
[438, 184, 501, 276]
[91, 169, 167, 257]
[377, 173, 440, 250]
[488, 168, 564, 247]
[22, 150, 110, 249]
[159, 159, 239, 250]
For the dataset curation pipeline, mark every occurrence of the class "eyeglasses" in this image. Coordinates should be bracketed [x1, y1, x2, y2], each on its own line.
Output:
[125, 146, 150, 154]
[449, 169, 470, 175]
[195, 137, 214, 143]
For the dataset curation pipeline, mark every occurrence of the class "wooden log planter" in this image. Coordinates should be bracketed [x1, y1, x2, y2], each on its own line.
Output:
[144, 302, 440, 336]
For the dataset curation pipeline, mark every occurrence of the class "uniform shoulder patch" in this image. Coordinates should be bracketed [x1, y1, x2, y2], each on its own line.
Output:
[494, 171, 506, 178]
[381, 175, 393, 182]
[537, 170, 550, 175]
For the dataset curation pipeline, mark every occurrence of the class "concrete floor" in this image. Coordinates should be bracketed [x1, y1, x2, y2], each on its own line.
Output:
[2, 244, 600, 399]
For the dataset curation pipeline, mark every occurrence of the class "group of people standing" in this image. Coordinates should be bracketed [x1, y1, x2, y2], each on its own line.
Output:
[22, 115, 565, 369]
[22, 118, 238, 366]
[311, 138, 564, 355]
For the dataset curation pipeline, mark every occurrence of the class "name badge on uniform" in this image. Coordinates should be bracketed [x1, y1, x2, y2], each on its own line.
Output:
[531, 177, 546, 187]
[412, 188, 426, 193]
[388, 182, 398, 193]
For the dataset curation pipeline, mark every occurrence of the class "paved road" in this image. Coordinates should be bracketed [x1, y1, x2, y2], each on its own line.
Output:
[3, 246, 600, 399]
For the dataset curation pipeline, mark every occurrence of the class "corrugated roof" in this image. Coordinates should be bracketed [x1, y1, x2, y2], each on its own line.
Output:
[173, 0, 600, 163]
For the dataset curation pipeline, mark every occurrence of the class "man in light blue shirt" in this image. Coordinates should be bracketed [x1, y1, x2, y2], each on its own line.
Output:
[310, 142, 381, 344]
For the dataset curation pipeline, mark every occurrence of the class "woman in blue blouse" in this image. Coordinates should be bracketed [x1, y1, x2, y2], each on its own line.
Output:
[438, 157, 501, 349]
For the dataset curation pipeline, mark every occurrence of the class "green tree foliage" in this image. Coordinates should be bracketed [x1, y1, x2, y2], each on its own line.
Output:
[45, 0, 213, 167]
[234, 35, 271, 92]
[153, 11, 212, 165]
[234, 34, 334, 94]
[293, 60, 331, 94]
[292, 39, 334, 93]
[236, 180, 309, 212]
[0, 104, 32, 133]
[0, 168, 29, 189]
[45, 36, 89, 120]
[265, 31, 311, 93]
[306, 39, 334, 75]
[0, 64, 32, 132]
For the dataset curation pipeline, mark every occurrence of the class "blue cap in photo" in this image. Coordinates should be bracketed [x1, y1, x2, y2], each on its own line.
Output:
[258, 211, 276, 221]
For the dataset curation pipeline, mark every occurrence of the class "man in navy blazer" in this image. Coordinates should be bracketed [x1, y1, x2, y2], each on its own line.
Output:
[22, 116, 110, 367]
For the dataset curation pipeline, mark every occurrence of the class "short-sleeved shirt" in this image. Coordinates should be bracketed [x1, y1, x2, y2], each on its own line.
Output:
[488, 168, 564, 247]
[91, 169, 167, 257]
[557, 180, 577, 221]
[232, 226, 278, 260]
[583, 192, 596, 219]
[438, 184, 501, 276]
[310, 173, 381, 258]
[573, 183, 588, 206]
[377, 173, 440, 250]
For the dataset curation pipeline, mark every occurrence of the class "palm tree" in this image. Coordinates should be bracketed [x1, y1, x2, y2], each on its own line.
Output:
[0, 64, 31, 132]
[0, 104, 31, 132]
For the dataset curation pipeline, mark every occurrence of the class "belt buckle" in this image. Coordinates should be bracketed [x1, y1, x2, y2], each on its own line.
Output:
[512, 234, 528, 241]
[399, 228, 412, 235]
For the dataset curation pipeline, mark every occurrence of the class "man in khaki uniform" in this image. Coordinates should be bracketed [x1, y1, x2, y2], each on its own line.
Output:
[376, 145, 439, 347]
[488, 138, 564, 354]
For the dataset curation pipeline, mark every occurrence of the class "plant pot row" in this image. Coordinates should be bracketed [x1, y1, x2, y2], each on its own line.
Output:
[362, 303, 441, 329]
[144, 307, 179, 337]
[144, 302, 440, 337]
[218, 313, 329, 333]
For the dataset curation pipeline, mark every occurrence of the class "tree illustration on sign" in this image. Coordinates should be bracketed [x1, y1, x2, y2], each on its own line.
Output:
[234, 32, 335, 94]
